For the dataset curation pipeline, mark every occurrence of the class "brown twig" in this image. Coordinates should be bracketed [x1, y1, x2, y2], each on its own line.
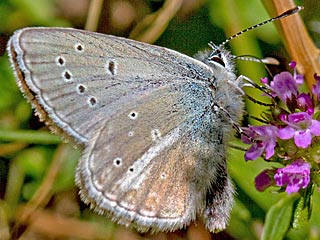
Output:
[14, 206, 111, 239]
[262, 0, 320, 90]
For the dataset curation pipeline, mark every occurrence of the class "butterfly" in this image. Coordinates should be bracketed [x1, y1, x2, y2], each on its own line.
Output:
[7, 6, 301, 233]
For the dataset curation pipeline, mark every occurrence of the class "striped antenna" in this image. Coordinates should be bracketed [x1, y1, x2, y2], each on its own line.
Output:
[217, 6, 303, 49]
[236, 56, 280, 65]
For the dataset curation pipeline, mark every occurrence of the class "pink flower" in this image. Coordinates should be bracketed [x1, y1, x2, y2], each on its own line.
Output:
[274, 160, 310, 194]
[255, 169, 275, 192]
[269, 71, 298, 104]
[261, 62, 304, 104]
[242, 125, 278, 160]
[312, 73, 320, 101]
[278, 112, 320, 148]
[296, 93, 314, 115]
[289, 61, 304, 84]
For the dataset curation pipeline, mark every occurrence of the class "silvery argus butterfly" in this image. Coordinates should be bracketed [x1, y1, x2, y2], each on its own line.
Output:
[7, 6, 302, 233]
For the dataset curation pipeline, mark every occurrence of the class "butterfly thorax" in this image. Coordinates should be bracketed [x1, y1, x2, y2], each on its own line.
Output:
[196, 48, 244, 135]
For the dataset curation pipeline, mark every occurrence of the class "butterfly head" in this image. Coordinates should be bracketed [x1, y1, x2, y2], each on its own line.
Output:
[195, 43, 235, 75]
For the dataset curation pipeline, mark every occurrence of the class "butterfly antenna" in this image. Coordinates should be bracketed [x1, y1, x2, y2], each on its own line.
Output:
[235, 54, 278, 78]
[217, 6, 303, 49]
[236, 56, 280, 65]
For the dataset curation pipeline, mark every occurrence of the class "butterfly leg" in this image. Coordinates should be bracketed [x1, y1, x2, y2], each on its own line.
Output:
[238, 75, 272, 97]
[228, 74, 259, 95]
[211, 103, 244, 136]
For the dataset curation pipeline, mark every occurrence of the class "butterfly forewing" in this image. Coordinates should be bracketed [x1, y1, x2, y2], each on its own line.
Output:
[8, 28, 214, 144]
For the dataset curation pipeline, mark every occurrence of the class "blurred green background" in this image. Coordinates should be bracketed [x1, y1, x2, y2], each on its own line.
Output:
[0, 0, 320, 239]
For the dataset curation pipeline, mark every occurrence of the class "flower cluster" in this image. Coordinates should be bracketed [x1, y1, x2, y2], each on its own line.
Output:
[242, 61, 320, 194]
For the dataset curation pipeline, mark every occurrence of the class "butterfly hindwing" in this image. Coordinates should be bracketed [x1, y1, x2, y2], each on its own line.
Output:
[76, 80, 229, 232]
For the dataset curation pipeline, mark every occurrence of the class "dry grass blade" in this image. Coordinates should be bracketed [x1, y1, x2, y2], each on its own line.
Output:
[129, 0, 184, 43]
[11, 144, 71, 239]
[85, 0, 104, 31]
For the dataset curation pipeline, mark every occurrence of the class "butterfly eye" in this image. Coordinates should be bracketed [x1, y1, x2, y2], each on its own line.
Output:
[208, 49, 226, 67]
[208, 55, 226, 67]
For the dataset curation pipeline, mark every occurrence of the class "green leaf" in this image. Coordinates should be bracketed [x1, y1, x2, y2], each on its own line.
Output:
[261, 193, 300, 240]
[0, 129, 61, 144]
[228, 145, 283, 211]
[291, 184, 314, 229]
[227, 198, 257, 239]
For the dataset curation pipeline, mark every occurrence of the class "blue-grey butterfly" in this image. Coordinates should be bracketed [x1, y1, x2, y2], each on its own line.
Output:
[7, 6, 302, 233]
